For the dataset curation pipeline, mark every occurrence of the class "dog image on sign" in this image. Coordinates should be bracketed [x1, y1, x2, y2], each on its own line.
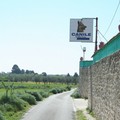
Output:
[77, 20, 86, 32]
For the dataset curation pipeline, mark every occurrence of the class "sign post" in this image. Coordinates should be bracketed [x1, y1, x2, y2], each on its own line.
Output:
[70, 18, 94, 42]
[95, 17, 98, 52]
[70, 17, 98, 53]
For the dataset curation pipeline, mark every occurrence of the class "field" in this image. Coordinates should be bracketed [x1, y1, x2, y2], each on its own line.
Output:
[0, 82, 73, 120]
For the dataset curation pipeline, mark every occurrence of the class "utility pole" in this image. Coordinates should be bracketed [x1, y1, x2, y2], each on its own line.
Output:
[95, 17, 98, 52]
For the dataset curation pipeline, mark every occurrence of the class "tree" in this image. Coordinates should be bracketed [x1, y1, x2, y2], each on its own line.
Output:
[67, 73, 70, 77]
[66, 73, 71, 84]
[21, 69, 25, 74]
[42, 72, 47, 76]
[41, 72, 47, 84]
[33, 75, 41, 84]
[11, 64, 21, 74]
[73, 72, 79, 77]
[26, 70, 34, 74]
[73, 72, 79, 84]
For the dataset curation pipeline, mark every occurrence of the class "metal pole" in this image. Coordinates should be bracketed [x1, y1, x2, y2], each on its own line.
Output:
[83, 51, 85, 60]
[95, 17, 98, 52]
[83, 47, 86, 60]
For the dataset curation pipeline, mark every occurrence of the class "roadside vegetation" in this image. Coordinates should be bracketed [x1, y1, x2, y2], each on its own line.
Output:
[76, 110, 87, 120]
[71, 89, 81, 98]
[86, 107, 95, 117]
[71, 89, 89, 120]
[0, 82, 74, 120]
[0, 64, 79, 120]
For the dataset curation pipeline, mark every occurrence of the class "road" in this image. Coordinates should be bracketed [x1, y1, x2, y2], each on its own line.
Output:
[21, 90, 75, 120]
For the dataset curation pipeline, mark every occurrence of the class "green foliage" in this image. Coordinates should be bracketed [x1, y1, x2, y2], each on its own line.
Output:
[11, 96, 27, 111]
[39, 91, 49, 98]
[0, 95, 10, 104]
[0, 71, 79, 85]
[26, 92, 43, 101]
[12, 64, 21, 74]
[0, 95, 27, 111]
[0, 74, 8, 82]
[18, 93, 37, 105]
[76, 110, 87, 120]
[73, 72, 79, 85]
[57, 88, 64, 93]
[0, 111, 5, 120]
[0, 104, 16, 113]
[71, 89, 81, 98]
[3, 104, 14, 112]
[66, 86, 71, 91]
[1, 82, 14, 98]
[0, 81, 75, 120]
[50, 88, 58, 94]
[73, 72, 79, 77]
[86, 108, 95, 117]
[49, 87, 67, 94]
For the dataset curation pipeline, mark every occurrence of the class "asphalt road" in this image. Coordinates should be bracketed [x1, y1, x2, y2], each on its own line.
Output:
[21, 90, 75, 120]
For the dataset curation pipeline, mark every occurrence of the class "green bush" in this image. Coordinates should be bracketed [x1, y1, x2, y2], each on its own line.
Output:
[62, 88, 67, 91]
[86, 108, 95, 117]
[50, 87, 67, 94]
[25, 91, 43, 101]
[39, 91, 49, 98]
[3, 104, 14, 112]
[57, 88, 64, 93]
[49, 88, 58, 94]
[71, 89, 81, 98]
[0, 95, 27, 111]
[0, 105, 5, 112]
[0, 112, 5, 120]
[0, 95, 10, 104]
[19, 94, 37, 105]
[76, 110, 87, 120]
[66, 86, 71, 91]
[31, 92, 43, 101]
[10, 96, 27, 111]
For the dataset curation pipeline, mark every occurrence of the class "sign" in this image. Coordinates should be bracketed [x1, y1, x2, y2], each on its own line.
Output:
[70, 18, 93, 42]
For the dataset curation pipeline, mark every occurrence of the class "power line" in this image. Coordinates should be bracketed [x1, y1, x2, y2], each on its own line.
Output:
[98, 32, 102, 42]
[104, 0, 120, 36]
[98, 30, 108, 42]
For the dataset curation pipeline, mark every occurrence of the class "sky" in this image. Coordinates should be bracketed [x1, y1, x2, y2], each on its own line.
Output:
[0, 0, 120, 75]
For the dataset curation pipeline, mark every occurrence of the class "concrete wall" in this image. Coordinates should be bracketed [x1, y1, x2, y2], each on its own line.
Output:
[88, 50, 120, 120]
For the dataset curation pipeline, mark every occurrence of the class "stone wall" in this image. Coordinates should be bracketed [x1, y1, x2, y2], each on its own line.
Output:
[79, 67, 89, 98]
[88, 50, 120, 120]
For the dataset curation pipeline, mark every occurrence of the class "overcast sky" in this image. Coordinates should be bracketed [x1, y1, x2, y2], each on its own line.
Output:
[0, 0, 120, 75]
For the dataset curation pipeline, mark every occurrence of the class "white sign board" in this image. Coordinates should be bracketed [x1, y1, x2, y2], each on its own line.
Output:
[70, 18, 93, 42]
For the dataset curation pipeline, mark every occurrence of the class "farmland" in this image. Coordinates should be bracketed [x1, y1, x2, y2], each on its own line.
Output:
[0, 72, 78, 120]
[0, 82, 74, 120]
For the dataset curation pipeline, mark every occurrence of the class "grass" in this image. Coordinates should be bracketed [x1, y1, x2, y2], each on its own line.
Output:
[4, 106, 30, 120]
[86, 107, 95, 117]
[76, 110, 87, 120]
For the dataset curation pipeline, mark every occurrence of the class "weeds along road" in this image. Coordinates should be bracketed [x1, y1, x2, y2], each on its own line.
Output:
[21, 90, 75, 120]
